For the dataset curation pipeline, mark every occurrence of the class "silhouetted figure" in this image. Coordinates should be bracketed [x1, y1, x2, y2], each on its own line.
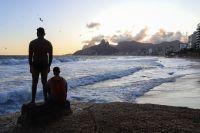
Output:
[46, 67, 68, 107]
[29, 27, 53, 103]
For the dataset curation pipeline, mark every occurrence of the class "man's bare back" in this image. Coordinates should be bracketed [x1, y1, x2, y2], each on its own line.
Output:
[29, 38, 52, 70]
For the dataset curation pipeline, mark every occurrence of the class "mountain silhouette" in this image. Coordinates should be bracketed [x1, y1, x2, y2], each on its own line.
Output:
[74, 39, 119, 55]
[73, 40, 181, 55]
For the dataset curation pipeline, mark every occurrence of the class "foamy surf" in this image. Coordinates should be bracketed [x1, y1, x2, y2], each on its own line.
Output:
[68, 67, 142, 88]
[0, 56, 199, 114]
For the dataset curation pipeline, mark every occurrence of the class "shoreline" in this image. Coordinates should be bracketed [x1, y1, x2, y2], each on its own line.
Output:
[1, 102, 200, 133]
[136, 58, 200, 109]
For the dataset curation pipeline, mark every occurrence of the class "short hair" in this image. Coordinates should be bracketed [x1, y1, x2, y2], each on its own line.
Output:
[53, 67, 60, 74]
[37, 27, 45, 35]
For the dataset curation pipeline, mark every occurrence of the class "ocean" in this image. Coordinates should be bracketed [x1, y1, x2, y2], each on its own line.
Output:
[0, 56, 199, 115]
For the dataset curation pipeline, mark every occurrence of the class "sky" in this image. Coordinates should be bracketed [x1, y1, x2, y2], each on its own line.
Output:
[0, 0, 200, 55]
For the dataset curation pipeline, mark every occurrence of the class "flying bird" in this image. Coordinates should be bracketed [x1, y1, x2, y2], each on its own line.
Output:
[39, 18, 43, 22]
[2, 47, 7, 50]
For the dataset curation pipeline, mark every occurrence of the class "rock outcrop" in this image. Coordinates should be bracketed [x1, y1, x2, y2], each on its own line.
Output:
[1, 102, 200, 133]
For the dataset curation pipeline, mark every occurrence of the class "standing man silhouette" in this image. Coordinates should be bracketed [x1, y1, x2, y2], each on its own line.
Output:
[29, 27, 53, 103]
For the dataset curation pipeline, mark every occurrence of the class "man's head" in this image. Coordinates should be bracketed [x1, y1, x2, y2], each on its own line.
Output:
[37, 27, 45, 38]
[53, 67, 60, 76]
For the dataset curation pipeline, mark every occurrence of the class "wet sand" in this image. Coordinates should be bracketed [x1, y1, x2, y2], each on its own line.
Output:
[137, 58, 200, 109]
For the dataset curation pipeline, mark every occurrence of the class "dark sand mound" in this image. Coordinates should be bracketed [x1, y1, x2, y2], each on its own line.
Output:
[1, 102, 200, 133]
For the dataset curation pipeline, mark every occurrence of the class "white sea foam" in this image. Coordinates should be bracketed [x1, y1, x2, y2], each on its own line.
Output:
[68, 67, 142, 88]
[0, 58, 28, 65]
[0, 56, 81, 65]
[69, 75, 184, 103]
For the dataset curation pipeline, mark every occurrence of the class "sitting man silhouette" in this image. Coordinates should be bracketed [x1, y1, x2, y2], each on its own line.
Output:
[18, 67, 71, 126]
[46, 67, 69, 108]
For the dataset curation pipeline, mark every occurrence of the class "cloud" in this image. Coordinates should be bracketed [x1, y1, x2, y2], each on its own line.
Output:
[133, 26, 148, 42]
[110, 31, 133, 43]
[86, 22, 101, 29]
[82, 27, 188, 48]
[148, 29, 188, 44]
[82, 35, 105, 49]
[110, 27, 148, 43]
[110, 27, 187, 44]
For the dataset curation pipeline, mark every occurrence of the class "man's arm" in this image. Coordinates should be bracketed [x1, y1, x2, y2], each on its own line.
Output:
[28, 42, 33, 73]
[65, 81, 68, 93]
[46, 81, 51, 96]
[48, 43, 53, 67]
[63, 78, 68, 98]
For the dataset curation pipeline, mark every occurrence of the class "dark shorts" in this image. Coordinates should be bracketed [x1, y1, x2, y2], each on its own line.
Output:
[33, 61, 48, 71]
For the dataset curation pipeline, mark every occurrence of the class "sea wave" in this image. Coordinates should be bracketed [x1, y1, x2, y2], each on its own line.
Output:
[0, 74, 184, 114]
[0, 67, 142, 113]
[68, 67, 142, 88]
[0, 56, 81, 65]
[125, 75, 183, 101]
[0, 89, 31, 104]
[69, 75, 184, 103]
[0, 89, 43, 114]
[0, 58, 28, 65]
[53, 56, 82, 63]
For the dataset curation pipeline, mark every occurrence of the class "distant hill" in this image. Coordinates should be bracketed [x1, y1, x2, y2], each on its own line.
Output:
[73, 39, 119, 55]
[73, 40, 181, 55]
[115, 40, 181, 55]
[115, 41, 152, 55]
[156, 40, 181, 50]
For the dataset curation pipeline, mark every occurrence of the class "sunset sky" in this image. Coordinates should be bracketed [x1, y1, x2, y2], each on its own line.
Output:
[0, 0, 200, 55]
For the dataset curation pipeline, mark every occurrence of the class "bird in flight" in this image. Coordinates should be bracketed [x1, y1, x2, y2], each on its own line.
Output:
[1, 47, 7, 50]
[39, 18, 43, 22]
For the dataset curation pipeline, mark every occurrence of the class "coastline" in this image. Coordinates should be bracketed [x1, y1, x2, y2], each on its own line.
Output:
[1, 102, 200, 133]
[136, 73, 200, 108]
[136, 57, 200, 109]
